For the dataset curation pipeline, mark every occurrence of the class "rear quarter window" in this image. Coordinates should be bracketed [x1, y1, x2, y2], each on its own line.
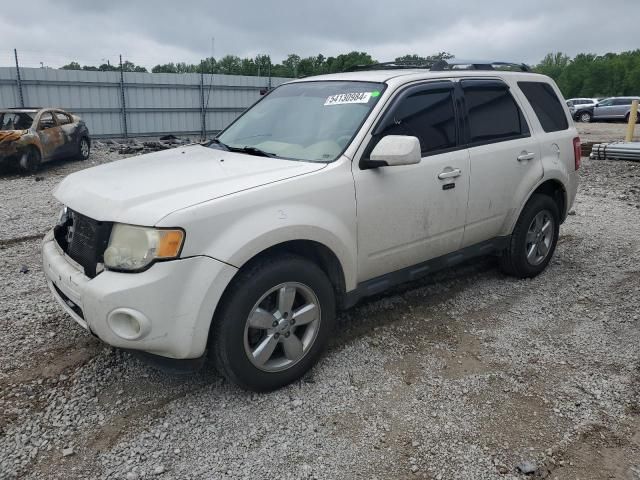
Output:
[518, 81, 569, 132]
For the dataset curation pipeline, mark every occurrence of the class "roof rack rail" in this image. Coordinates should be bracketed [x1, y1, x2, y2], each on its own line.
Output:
[346, 59, 531, 73]
[346, 60, 437, 72]
[430, 60, 531, 72]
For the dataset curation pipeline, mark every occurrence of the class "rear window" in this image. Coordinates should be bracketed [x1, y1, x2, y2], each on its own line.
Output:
[518, 81, 569, 132]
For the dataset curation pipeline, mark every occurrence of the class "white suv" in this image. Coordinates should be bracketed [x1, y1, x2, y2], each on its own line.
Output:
[42, 61, 580, 391]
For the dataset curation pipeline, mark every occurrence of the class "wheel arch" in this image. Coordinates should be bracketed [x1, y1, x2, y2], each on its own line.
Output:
[206, 239, 348, 354]
[229, 239, 348, 308]
[508, 178, 568, 235]
[531, 179, 567, 221]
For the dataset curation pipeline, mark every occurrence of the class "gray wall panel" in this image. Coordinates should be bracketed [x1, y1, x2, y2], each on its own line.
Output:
[0, 67, 291, 137]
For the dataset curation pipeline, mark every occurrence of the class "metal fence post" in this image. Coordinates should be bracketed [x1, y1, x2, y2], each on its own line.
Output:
[14, 49, 24, 108]
[200, 67, 206, 141]
[119, 55, 128, 139]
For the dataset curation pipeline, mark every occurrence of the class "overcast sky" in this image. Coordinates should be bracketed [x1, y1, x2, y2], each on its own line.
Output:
[1, 0, 638, 69]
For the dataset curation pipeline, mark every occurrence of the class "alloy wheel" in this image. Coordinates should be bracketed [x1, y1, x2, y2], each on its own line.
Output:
[525, 210, 555, 266]
[243, 282, 321, 372]
[80, 139, 90, 158]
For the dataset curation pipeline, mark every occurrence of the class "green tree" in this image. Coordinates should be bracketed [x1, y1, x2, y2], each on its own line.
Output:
[98, 63, 118, 72]
[327, 51, 376, 73]
[61, 61, 81, 70]
[121, 61, 147, 73]
[535, 52, 570, 81]
[217, 55, 242, 75]
[282, 54, 302, 77]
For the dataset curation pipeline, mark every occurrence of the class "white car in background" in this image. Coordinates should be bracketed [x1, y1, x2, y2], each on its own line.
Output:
[566, 98, 599, 122]
[42, 60, 580, 391]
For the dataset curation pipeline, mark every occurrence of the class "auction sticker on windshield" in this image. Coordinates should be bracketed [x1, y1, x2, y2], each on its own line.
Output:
[324, 92, 372, 106]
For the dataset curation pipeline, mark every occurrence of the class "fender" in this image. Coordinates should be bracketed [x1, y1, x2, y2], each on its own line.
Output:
[503, 169, 571, 236]
[157, 159, 359, 291]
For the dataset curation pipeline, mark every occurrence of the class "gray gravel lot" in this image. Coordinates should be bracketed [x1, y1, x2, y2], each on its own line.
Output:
[1, 124, 639, 480]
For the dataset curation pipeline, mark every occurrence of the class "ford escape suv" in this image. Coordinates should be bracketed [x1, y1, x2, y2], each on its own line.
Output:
[42, 60, 580, 391]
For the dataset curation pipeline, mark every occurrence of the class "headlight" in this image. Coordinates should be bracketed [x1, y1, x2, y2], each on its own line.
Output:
[57, 206, 69, 226]
[103, 224, 185, 272]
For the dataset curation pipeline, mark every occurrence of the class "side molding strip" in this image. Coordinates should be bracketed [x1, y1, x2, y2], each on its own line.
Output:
[343, 236, 510, 309]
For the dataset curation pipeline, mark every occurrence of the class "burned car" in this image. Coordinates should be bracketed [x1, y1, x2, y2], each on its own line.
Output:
[0, 108, 91, 172]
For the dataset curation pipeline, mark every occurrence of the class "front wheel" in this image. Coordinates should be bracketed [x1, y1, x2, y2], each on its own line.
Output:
[211, 255, 336, 391]
[77, 137, 90, 160]
[19, 147, 41, 174]
[578, 111, 592, 123]
[500, 194, 560, 278]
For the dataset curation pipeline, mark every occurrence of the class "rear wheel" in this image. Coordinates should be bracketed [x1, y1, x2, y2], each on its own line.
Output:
[500, 194, 560, 278]
[625, 113, 640, 124]
[211, 255, 336, 391]
[19, 147, 41, 174]
[77, 137, 90, 160]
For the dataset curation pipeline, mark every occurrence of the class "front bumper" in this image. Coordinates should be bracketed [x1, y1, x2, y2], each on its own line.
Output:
[42, 229, 238, 359]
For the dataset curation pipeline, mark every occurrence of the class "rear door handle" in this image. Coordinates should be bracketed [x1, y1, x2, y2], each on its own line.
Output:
[438, 168, 462, 180]
[517, 152, 535, 162]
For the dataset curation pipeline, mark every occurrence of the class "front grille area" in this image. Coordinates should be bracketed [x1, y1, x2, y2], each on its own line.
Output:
[54, 209, 112, 278]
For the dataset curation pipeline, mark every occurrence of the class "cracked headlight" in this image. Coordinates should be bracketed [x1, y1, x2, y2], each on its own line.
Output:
[103, 224, 185, 272]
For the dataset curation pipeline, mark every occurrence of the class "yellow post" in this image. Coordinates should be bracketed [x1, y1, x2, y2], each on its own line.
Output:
[625, 99, 639, 142]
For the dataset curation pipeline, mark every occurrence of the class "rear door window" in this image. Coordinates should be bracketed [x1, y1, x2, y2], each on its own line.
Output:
[461, 80, 529, 145]
[38, 112, 57, 130]
[612, 98, 630, 106]
[518, 81, 569, 133]
[55, 112, 73, 125]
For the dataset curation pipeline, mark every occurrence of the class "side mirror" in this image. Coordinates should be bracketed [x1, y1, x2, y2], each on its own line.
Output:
[362, 135, 421, 169]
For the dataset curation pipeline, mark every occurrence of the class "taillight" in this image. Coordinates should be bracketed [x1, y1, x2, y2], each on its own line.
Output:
[573, 137, 581, 170]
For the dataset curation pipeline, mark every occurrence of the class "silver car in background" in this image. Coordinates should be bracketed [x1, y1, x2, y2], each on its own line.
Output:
[566, 98, 599, 122]
[592, 97, 640, 122]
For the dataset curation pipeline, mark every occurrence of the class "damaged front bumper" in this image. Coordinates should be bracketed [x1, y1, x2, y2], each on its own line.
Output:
[41, 229, 239, 360]
[0, 143, 19, 164]
[0, 130, 28, 165]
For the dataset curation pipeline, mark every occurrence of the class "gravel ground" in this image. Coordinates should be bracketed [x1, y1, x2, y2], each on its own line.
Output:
[1, 130, 639, 479]
[576, 121, 640, 144]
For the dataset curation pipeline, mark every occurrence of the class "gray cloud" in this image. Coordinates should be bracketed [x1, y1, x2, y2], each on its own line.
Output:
[1, 0, 638, 69]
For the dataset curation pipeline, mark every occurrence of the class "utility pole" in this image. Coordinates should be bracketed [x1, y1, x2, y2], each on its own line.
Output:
[14, 49, 24, 108]
[119, 55, 128, 139]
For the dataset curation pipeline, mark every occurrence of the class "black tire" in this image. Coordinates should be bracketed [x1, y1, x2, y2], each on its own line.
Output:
[578, 111, 592, 123]
[77, 136, 90, 160]
[211, 254, 336, 391]
[625, 113, 640, 124]
[500, 194, 560, 278]
[19, 146, 41, 174]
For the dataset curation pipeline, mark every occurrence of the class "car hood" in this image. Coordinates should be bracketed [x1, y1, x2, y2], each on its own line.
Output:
[0, 129, 27, 145]
[54, 145, 326, 225]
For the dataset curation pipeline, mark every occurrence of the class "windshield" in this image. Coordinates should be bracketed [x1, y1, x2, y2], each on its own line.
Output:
[0, 112, 34, 130]
[215, 81, 385, 162]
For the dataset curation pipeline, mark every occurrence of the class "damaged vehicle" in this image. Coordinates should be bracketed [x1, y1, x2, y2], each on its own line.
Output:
[0, 108, 91, 173]
[42, 61, 579, 391]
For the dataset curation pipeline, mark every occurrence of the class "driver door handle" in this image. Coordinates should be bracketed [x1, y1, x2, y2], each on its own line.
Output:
[517, 152, 536, 162]
[438, 168, 462, 180]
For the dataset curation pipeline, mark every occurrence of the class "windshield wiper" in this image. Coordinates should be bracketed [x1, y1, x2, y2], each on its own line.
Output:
[228, 145, 277, 158]
[208, 138, 230, 150]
